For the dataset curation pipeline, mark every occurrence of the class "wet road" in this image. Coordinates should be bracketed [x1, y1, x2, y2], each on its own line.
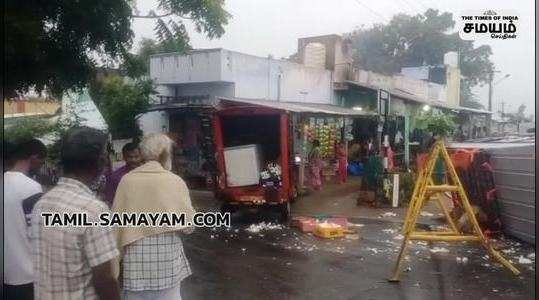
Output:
[180, 216, 535, 300]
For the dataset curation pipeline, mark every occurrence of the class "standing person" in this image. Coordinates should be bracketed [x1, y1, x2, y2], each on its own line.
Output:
[308, 139, 323, 190]
[113, 133, 196, 300]
[335, 140, 348, 184]
[30, 127, 121, 300]
[103, 142, 142, 206]
[4, 139, 47, 300]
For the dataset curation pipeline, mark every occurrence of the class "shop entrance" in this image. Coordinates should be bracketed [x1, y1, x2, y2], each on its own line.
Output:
[169, 109, 216, 189]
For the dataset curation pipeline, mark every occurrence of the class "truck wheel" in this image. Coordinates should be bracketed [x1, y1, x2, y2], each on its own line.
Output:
[221, 203, 237, 214]
[279, 202, 291, 222]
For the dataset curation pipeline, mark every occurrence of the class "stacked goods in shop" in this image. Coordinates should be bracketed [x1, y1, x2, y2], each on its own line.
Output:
[305, 122, 339, 159]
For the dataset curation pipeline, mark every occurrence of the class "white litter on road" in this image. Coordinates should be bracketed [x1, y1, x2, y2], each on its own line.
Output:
[366, 247, 379, 254]
[518, 256, 533, 264]
[246, 222, 284, 233]
[394, 234, 404, 240]
[502, 248, 515, 254]
[456, 257, 469, 264]
[528, 253, 535, 259]
[382, 229, 397, 234]
[380, 212, 397, 217]
[348, 223, 365, 227]
[420, 211, 434, 217]
[430, 247, 449, 253]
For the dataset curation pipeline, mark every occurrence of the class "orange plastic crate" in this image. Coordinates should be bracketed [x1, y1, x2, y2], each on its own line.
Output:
[314, 223, 344, 239]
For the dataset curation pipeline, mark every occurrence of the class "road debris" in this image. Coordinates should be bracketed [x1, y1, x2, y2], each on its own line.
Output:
[518, 256, 532, 264]
[382, 228, 397, 234]
[345, 233, 359, 240]
[456, 257, 469, 264]
[246, 222, 284, 233]
[380, 212, 397, 217]
[430, 247, 449, 253]
[420, 211, 434, 217]
[366, 247, 379, 254]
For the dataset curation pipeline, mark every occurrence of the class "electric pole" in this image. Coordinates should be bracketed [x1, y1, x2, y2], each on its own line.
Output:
[487, 71, 493, 136]
[500, 101, 505, 134]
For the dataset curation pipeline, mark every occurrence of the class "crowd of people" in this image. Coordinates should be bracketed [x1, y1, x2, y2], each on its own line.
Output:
[4, 127, 195, 300]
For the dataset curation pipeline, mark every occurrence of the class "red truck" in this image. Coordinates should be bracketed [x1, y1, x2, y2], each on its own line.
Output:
[212, 101, 296, 220]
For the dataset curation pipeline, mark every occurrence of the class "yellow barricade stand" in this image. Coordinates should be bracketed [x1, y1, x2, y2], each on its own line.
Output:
[389, 140, 520, 282]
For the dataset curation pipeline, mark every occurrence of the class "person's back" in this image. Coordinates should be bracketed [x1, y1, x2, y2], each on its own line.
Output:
[113, 133, 195, 300]
[3, 138, 47, 300]
[4, 172, 41, 287]
[30, 127, 120, 300]
[31, 178, 117, 299]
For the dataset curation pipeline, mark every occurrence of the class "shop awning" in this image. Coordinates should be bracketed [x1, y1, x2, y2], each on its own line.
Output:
[218, 97, 375, 116]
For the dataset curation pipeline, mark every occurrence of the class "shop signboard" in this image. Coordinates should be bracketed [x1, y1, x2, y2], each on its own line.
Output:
[378, 89, 390, 116]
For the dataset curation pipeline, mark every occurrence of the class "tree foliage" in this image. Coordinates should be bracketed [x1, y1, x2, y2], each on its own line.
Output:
[6, 0, 230, 98]
[3, 118, 56, 143]
[5, 0, 133, 98]
[415, 111, 457, 138]
[348, 9, 493, 108]
[504, 104, 533, 131]
[89, 75, 154, 139]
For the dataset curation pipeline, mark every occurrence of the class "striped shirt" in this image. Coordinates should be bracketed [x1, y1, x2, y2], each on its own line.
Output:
[30, 177, 119, 300]
[122, 231, 192, 291]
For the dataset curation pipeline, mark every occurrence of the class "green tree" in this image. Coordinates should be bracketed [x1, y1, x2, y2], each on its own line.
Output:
[5, 0, 230, 97]
[505, 104, 532, 132]
[3, 118, 56, 143]
[348, 9, 493, 108]
[89, 75, 155, 139]
[415, 111, 457, 138]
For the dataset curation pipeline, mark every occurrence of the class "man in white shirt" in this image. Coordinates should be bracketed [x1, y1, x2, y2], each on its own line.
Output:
[3, 138, 47, 300]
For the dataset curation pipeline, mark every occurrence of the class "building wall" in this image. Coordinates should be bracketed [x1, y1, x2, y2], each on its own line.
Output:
[150, 50, 223, 85]
[445, 66, 461, 107]
[150, 49, 333, 104]
[220, 50, 333, 103]
[296, 34, 352, 83]
[297, 35, 339, 70]
[172, 82, 235, 103]
[137, 111, 169, 134]
[4, 101, 60, 117]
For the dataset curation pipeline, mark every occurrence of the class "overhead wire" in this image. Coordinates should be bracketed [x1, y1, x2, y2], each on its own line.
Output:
[352, 0, 390, 23]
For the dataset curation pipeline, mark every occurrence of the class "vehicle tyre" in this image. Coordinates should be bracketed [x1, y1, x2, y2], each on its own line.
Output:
[279, 202, 291, 222]
[220, 203, 237, 214]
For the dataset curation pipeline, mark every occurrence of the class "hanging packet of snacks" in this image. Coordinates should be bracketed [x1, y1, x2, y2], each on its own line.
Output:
[260, 162, 282, 187]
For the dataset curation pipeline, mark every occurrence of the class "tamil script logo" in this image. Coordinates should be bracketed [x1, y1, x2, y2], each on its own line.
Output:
[458, 10, 519, 41]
